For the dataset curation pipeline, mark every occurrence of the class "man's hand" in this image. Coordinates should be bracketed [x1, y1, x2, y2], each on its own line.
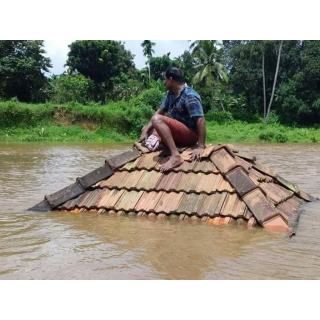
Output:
[191, 146, 204, 161]
[139, 126, 148, 143]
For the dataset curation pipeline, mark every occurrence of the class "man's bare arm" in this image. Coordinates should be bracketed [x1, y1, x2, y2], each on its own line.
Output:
[139, 108, 165, 143]
[191, 116, 206, 161]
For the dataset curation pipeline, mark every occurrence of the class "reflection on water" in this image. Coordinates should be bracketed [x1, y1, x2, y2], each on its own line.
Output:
[0, 142, 320, 279]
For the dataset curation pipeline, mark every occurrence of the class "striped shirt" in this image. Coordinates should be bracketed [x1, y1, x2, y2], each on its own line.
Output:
[159, 85, 204, 132]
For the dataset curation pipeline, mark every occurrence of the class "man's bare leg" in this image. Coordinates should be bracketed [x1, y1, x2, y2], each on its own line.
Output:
[151, 115, 183, 172]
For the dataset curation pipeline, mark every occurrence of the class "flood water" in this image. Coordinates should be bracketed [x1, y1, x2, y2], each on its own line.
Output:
[0, 142, 320, 279]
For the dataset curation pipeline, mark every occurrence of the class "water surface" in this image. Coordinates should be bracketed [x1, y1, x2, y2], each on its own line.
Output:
[0, 142, 320, 279]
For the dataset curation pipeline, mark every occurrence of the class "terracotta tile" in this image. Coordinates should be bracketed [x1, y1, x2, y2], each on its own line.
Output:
[77, 190, 96, 208]
[158, 213, 167, 219]
[220, 193, 246, 218]
[117, 210, 125, 216]
[253, 161, 277, 178]
[128, 211, 137, 217]
[119, 157, 141, 171]
[177, 193, 204, 214]
[169, 214, 179, 219]
[179, 214, 186, 220]
[195, 173, 223, 194]
[243, 188, 279, 224]
[181, 150, 192, 161]
[243, 207, 253, 220]
[98, 171, 129, 188]
[236, 150, 256, 162]
[172, 160, 196, 172]
[298, 190, 312, 202]
[193, 160, 219, 173]
[154, 157, 169, 170]
[235, 156, 253, 171]
[137, 211, 146, 217]
[263, 215, 291, 232]
[259, 182, 293, 204]
[190, 215, 200, 222]
[148, 212, 157, 218]
[155, 192, 184, 213]
[114, 190, 144, 211]
[176, 173, 203, 193]
[135, 191, 164, 212]
[118, 170, 145, 189]
[106, 148, 141, 170]
[276, 199, 299, 216]
[61, 193, 85, 210]
[155, 172, 183, 191]
[85, 189, 104, 208]
[226, 167, 257, 196]
[136, 152, 160, 170]
[247, 217, 257, 228]
[217, 177, 235, 193]
[248, 168, 265, 185]
[210, 148, 237, 174]
[198, 193, 228, 217]
[98, 209, 106, 214]
[201, 145, 216, 158]
[135, 170, 162, 190]
[206, 218, 214, 224]
[96, 189, 125, 209]
[201, 216, 209, 222]
[134, 142, 150, 154]
[236, 218, 245, 225]
[107, 210, 117, 216]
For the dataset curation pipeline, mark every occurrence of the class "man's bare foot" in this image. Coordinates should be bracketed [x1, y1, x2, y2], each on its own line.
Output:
[160, 154, 184, 172]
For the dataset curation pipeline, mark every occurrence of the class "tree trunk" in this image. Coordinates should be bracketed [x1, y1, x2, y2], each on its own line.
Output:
[262, 51, 267, 122]
[148, 57, 151, 85]
[265, 40, 283, 124]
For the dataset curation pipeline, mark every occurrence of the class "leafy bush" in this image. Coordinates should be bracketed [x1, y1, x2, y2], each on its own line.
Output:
[50, 74, 92, 104]
[205, 111, 234, 124]
[136, 89, 165, 111]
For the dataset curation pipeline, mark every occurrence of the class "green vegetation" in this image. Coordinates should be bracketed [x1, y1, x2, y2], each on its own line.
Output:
[1, 99, 319, 143]
[1, 40, 320, 144]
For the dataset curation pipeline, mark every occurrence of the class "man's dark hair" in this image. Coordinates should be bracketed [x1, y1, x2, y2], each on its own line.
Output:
[165, 67, 184, 84]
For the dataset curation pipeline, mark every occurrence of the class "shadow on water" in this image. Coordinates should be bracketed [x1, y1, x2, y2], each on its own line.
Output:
[0, 142, 320, 279]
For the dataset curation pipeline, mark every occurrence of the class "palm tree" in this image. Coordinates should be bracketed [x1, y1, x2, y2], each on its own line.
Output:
[190, 40, 228, 111]
[141, 40, 155, 85]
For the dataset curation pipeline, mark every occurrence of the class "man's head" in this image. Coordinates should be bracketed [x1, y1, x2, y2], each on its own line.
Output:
[164, 67, 184, 91]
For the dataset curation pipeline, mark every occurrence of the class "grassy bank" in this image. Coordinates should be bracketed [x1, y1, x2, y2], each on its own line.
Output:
[1, 100, 320, 144]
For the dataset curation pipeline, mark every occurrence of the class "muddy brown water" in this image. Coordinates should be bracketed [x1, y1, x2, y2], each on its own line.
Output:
[0, 142, 320, 279]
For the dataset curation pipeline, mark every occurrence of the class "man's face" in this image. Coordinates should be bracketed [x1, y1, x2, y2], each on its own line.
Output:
[164, 75, 174, 91]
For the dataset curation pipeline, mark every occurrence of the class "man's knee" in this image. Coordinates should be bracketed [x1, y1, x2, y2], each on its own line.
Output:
[151, 114, 165, 126]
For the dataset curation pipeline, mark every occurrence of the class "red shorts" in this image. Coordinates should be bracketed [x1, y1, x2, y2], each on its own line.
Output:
[160, 117, 198, 146]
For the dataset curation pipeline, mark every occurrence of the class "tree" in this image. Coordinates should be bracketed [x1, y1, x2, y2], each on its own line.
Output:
[190, 40, 228, 110]
[141, 40, 155, 84]
[0, 40, 52, 102]
[265, 40, 283, 123]
[149, 54, 180, 81]
[66, 40, 135, 101]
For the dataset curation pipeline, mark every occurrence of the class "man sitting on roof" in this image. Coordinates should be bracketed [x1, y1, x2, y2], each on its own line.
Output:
[139, 67, 206, 172]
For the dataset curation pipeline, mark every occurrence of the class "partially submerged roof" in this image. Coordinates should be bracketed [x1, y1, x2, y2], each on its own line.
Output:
[29, 142, 317, 234]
